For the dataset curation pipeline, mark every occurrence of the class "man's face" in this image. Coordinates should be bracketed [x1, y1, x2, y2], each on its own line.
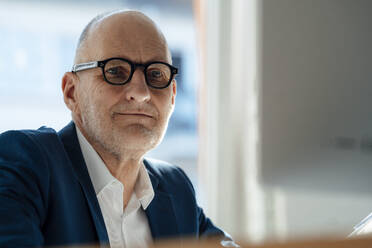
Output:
[73, 14, 176, 158]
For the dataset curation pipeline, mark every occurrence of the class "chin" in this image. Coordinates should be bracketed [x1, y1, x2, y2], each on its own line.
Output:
[114, 124, 161, 150]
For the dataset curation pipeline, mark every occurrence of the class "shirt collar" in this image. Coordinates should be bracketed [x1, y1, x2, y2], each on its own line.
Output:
[135, 163, 154, 209]
[76, 126, 154, 210]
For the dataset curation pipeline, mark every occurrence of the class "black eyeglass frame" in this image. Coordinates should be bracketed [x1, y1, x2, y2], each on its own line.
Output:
[71, 57, 178, 89]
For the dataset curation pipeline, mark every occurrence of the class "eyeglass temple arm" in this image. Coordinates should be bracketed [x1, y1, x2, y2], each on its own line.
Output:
[71, 61, 98, 72]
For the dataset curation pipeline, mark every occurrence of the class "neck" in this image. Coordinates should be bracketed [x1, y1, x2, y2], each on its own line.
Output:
[101, 152, 143, 208]
[99, 149, 143, 183]
[105, 149, 147, 208]
[76, 121, 145, 207]
[93, 139, 145, 207]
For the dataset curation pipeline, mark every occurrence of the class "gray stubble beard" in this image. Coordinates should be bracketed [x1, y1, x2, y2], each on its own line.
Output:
[81, 103, 162, 161]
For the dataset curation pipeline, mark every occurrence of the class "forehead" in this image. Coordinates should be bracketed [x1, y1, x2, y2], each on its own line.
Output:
[87, 13, 170, 63]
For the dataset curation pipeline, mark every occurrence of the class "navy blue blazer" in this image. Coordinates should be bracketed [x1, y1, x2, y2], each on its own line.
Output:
[0, 122, 229, 247]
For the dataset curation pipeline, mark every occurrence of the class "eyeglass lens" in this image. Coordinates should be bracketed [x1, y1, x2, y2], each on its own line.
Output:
[104, 59, 172, 88]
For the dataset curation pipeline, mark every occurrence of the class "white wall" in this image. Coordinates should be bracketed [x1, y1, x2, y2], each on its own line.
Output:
[259, 0, 372, 239]
[198, 0, 372, 242]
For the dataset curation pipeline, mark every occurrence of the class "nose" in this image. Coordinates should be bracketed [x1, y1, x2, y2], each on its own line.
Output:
[124, 68, 151, 102]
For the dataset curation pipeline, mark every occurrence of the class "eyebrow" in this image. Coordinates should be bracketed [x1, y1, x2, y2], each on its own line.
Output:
[125, 56, 170, 64]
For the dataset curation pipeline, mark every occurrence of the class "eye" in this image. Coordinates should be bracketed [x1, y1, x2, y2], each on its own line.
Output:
[106, 67, 121, 75]
[104, 65, 131, 84]
[148, 69, 165, 80]
[105, 66, 130, 77]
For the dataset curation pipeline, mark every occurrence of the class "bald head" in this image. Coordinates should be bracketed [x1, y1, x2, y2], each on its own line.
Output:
[74, 10, 171, 64]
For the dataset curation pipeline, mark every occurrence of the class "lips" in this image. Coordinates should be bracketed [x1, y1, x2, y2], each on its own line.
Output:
[114, 112, 154, 118]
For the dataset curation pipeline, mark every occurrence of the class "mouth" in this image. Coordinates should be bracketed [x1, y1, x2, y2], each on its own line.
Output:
[114, 112, 154, 119]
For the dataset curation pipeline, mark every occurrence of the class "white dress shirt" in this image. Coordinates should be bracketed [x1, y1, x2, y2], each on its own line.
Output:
[76, 127, 155, 248]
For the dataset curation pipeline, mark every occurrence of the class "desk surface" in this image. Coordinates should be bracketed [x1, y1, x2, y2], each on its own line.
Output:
[54, 236, 372, 248]
[152, 235, 372, 248]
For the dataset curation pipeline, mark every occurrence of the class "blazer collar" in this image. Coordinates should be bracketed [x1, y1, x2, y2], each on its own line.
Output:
[58, 122, 109, 245]
[143, 159, 181, 241]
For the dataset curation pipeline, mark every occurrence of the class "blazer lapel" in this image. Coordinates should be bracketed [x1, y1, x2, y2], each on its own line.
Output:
[58, 122, 109, 245]
[144, 161, 180, 241]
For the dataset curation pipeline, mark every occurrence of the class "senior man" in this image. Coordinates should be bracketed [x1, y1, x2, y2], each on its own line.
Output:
[0, 10, 236, 248]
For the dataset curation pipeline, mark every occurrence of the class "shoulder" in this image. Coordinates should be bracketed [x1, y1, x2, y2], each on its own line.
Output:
[144, 157, 195, 194]
[0, 127, 60, 239]
[0, 126, 58, 148]
[144, 158, 192, 183]
[0, 126, 59, 173]
[144, 158, 186, 176]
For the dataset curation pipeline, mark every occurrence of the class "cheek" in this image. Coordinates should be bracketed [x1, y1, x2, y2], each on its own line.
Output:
[151, 88, 173, 105]
[79, 86, 107, 116]
[155, 94, 174, 122]
[75, 88, 89, 116]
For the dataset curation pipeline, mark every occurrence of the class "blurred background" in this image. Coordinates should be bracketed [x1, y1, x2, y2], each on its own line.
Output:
[1, 0, 372, 245]
[0, 0, 199, 182]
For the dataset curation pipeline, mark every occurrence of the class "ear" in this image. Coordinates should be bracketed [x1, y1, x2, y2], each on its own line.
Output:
[171, 79, 177, 105]
[62, 72, 79, 113]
